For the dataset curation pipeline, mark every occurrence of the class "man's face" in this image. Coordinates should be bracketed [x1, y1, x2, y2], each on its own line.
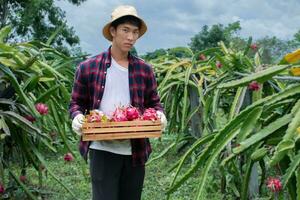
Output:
[110, 23, 140, 52]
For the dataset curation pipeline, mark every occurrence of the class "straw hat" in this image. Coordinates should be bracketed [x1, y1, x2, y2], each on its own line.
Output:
[102, 5, 147, 41]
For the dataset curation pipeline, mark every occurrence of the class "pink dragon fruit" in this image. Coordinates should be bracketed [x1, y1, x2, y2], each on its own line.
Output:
[112, 107, 128, 122]
[248, 81, 261, 91]
[64, 153, 74, 162]
[250, 43, 258, 51]
[216, 61, 222, 68]
[142, 108, 158, 121]
[25, 115, 36, 122]
[199, 54, 206, 61]
[0, 183, 4, 194]
[267, 177, 282, 192]
[125, 107, 140, 121]
[35, 103, 48, 115]
[87, 114, 102, 123]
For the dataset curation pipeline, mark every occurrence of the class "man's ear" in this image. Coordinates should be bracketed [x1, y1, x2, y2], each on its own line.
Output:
[110, 26, 116, 38]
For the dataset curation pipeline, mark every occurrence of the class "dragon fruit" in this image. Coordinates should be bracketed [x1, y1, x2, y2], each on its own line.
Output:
[267, 177, 282, 192]
[64, 153, 74, 162]
[125, 107, 140, 121]
[199, 54, 206, 61]
[20, 175, 27, 183]
[248, 81, 261, 91]
[86, 110, 107, 122]
[216, 61, 222, 68]
[87, 114, 102, 123]
[0, 183, 4, 194]
[112, 107, 128, 122]
[25, 115, 36, 122]
[35, 103, 48, 115]
[142, 108, 157, 121]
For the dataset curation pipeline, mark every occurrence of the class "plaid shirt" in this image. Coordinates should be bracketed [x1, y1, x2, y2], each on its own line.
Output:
[69, 47, 163, 166]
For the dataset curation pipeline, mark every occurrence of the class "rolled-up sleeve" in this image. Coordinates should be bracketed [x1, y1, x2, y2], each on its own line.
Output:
[69, 64, 89, 119]
[144, 65, 164, 113]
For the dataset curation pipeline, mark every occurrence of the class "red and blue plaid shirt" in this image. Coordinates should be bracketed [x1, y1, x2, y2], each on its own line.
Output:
[69, 47, 164, 166]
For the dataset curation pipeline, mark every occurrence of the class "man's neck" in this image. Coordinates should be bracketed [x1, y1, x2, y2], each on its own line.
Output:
[110, 45, 128, 62]
[110, 45, 129, 68]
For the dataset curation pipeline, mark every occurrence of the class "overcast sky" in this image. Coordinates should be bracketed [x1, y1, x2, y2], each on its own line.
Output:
[55, 0, 300, 56]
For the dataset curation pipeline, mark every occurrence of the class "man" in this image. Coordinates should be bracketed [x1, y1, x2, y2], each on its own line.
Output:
[69, 5, 167, 200]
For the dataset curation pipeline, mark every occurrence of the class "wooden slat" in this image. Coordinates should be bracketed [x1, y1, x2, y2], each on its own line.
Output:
[82, 120, 161, 128]
[82, 131, 161, 141]
[83, 125, 161, 134]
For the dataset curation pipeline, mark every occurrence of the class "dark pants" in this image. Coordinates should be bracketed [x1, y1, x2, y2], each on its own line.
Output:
[89, 149, 145, 200]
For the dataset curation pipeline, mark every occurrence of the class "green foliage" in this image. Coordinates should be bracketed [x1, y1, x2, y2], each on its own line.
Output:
[189, 21, 241, 52]
[0, 0, 86, 55]
[147, 38, 300, 199]
[0, 26, 83, 198]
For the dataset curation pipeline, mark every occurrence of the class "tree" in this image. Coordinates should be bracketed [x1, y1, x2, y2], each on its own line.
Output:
[189, 21, 241, 52]
[0, 0, 86, 55]
[142, 48, 167, 60]
[255, 36, 299, 63]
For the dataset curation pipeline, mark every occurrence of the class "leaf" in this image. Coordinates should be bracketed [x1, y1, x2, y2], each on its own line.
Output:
[168, 134, 214, 188]
[0, 25, 12, 43]
[217, 65, 290, 89]
[282, 151, 300, 188]
[167, 106, 260, 195]
[296, 167, 300, 200]
[269, 139, 295, 166]
[233, 114, 292, 154]
[23, 75, 39, 92]
[35, 84, 60, 103]
[229, 87, 247, 120]
[0, 63, 39, 116]
[236, 102, 263, 142]
[194, 106, 263, 199]
[0, 111, 41, 134]
[269, 99, 300, 165]
[251, 147, 268, 161]
[147, 142, 176, 165]
[0, 115, 10, 136]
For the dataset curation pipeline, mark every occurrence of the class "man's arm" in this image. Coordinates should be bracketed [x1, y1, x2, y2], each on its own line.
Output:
[144, 65, 164, 113]
[69, 63, 89, 119]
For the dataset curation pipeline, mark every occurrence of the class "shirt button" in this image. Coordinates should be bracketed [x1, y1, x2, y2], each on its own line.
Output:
[101, 86, 104, 89]
[104, 71, 107, 74]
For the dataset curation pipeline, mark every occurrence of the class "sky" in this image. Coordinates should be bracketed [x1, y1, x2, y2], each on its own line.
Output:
[55, 0, 300, 56]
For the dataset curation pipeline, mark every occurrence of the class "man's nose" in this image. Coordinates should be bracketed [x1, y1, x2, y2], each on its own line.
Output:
[127, 32, 134, 40]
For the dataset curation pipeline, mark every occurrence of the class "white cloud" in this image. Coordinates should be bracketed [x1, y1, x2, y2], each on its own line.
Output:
[55, 0, 300, 55]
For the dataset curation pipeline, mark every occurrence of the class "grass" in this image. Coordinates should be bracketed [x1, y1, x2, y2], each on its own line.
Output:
[6, 134, 226, 200]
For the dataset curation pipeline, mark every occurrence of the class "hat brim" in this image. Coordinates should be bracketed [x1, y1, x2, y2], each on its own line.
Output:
[102, 15, 147, 41]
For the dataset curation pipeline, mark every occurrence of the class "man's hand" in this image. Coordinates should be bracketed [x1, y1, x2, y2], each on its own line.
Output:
[156, 111, 167, 131]
[72, 114, 85, 136]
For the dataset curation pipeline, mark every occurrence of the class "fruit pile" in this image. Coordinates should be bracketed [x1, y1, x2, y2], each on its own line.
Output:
[84, 106, 158, 123]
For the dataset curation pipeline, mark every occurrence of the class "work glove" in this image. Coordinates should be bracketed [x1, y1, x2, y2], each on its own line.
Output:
[156, 111, 167, 131]
[72, 114, 85, 136]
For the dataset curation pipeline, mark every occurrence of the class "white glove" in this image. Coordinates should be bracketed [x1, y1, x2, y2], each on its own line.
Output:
[72, 114, 85, 136]
[156, 111, 167, 131]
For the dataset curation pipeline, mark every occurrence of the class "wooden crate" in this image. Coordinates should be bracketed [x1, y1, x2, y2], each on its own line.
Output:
[82, 120, 162, 141]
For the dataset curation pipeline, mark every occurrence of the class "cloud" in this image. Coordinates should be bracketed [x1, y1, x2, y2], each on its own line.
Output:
[55, 0, 300, 55]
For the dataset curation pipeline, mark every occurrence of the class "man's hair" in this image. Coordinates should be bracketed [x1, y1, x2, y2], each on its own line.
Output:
[111, 15, 141, 29]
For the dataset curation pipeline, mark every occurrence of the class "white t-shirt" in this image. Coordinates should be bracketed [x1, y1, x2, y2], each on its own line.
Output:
[89, 57, 132, 155]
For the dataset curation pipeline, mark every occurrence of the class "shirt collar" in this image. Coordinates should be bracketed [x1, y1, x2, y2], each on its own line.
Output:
[104, 46, 135, 68]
